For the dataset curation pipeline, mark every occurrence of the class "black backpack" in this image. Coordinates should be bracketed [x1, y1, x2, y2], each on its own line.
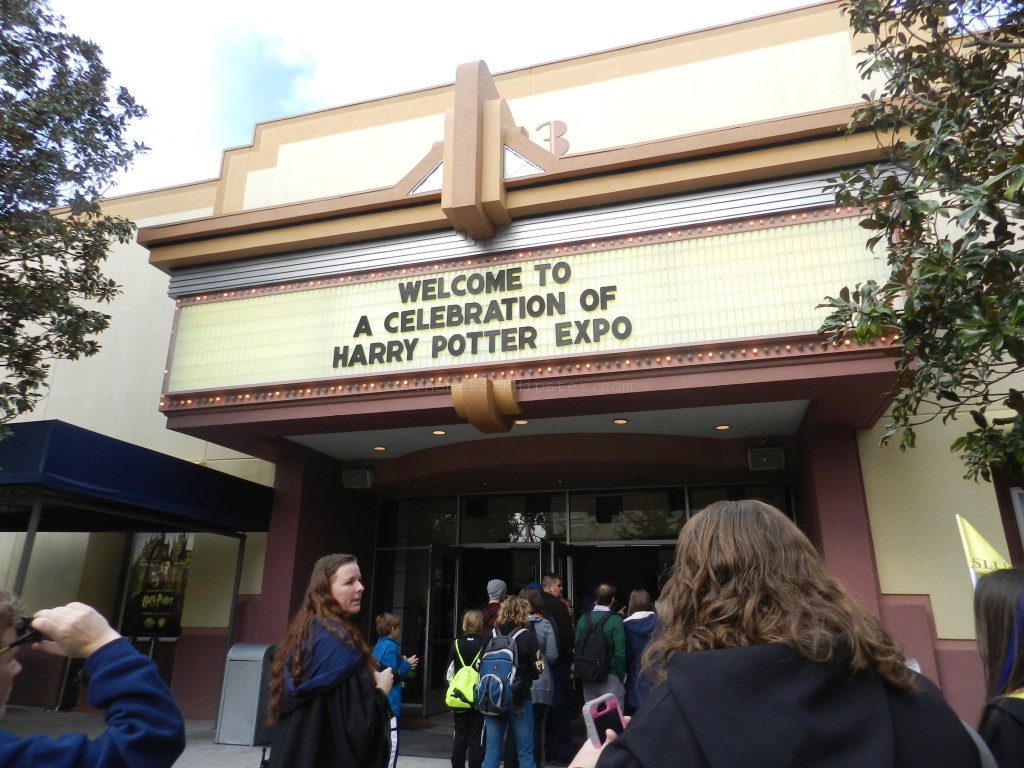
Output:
[574, 611, 610, 682]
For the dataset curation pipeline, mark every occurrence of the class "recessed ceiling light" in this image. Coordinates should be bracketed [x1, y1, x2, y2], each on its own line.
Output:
[373, 445, 386, 451]
[432, 430, 446, 435]
[715, 425, 731, 431]
[514, 419, 528, 426]
[613, 418, 628, 425]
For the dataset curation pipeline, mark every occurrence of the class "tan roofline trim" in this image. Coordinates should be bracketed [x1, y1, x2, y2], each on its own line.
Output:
[506, 132, 880, 219]
[147, 203, 450, 270]
[145, 130, 877, 271]
[139, 104, 864, 258]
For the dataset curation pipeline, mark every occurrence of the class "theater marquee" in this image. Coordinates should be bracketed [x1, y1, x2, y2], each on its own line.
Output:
[165, 216, 884, 393]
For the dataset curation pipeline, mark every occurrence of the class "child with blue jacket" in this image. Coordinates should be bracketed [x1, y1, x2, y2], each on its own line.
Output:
[372, 612, 420, 768]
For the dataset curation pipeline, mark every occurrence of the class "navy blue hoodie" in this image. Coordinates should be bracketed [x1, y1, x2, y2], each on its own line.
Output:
[622, 610, 657, 712]
[599, 643, 982, 768]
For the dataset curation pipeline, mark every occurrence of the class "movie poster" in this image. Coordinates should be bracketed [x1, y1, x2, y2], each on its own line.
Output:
[120, 532, 194, 637]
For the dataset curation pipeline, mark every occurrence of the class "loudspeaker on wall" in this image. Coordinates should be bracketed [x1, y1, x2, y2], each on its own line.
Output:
[748, 447, 785, 471]
[341, 469, 375, 489]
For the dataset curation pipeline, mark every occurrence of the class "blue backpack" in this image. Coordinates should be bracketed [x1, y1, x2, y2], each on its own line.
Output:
[474, 627, 526, 716]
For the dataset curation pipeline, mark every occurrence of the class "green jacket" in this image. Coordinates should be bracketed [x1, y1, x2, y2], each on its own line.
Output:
[575, 608, 626, 682]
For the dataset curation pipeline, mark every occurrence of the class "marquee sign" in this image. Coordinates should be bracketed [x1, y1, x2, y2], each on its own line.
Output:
[165, 215, 885, 394]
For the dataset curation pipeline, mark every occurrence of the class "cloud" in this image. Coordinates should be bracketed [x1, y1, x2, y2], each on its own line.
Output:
[213, 32, 312, 145]
[48, 0, 814, 196]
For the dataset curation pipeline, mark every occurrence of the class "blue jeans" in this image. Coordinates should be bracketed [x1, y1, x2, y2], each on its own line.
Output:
[483, 699, 535, 768]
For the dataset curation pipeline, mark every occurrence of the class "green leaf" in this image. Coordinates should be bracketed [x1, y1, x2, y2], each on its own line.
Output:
[0, 0, 145, 428]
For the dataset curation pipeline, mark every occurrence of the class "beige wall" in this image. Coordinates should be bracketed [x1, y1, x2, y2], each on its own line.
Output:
[3, 194, 274, 627]
[15, 226, 273, 485]
[859, 413, 1009, 640]
[0, 531, 266, 628]
[0, 533, 90, 611]
[180, 533, 266, 627]
[243, 114, 445, 209]
[77, 533, 130, 618]
[506, 31, 865, 157]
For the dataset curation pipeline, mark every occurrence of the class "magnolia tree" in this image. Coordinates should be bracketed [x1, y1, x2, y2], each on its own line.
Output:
[0, 0, 146, 436]
[820, 0, 1024, 481]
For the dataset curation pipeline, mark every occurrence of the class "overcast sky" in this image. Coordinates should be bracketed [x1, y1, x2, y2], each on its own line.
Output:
[49, 0, 819, 197]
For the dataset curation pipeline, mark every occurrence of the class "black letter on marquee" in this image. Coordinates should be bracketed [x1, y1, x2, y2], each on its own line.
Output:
[353, 315, 373, 337]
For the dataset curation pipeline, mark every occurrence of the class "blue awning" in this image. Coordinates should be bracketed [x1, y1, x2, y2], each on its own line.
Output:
[0, 420, 272, 533]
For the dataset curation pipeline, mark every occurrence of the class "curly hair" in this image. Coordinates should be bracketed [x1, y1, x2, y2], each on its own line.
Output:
[642, 500, 913, 692]
[497, 596, 531, 628]
[268, 554, 375, 717]
[0, 591, 22, 636]
[974, 567, 1024, 700]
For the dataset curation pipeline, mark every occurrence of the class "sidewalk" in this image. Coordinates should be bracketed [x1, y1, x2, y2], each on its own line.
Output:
[4, 706, 452, 767]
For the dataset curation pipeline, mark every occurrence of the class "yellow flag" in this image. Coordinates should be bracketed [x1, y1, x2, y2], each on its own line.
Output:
[956, 514, 1012, 587]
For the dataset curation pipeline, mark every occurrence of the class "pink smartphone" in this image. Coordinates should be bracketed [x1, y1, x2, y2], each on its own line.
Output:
[582, 693, 626, 747]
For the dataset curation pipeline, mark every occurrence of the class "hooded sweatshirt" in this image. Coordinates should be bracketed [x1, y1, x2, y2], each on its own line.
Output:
[597, 643, 981, 768]
[978, 694, 1024, 767]
[622, 610, 657, 712]
[0, 638, 185, 768]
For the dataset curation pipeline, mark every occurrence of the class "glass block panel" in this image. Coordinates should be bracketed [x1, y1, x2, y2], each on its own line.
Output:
[459, 494, 564, 544]
[377, 497, 457, 547]
[568, 489, 685, 542]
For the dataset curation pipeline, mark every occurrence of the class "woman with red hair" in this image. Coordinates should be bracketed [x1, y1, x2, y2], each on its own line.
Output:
[267, 553, 393, 767]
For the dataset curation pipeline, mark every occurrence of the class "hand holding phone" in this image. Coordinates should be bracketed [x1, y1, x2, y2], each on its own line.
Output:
[582, 693, 626, 747]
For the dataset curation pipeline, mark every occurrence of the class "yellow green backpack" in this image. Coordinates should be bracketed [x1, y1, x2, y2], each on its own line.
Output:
[445, 642, 481, 710]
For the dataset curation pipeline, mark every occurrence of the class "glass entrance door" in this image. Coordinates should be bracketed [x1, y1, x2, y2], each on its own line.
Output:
[546, 540, 578, 602]
[459, 544, 544, 606]
[370, 543, 458, 716]
[423, 543, 458, 714]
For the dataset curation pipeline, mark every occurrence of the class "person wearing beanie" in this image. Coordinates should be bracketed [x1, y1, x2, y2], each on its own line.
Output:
[481, 579, 506, 636]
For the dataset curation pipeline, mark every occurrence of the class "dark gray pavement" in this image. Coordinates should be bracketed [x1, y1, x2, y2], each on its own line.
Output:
[4, 705, 588, 766]
[3, 705, 454, 767]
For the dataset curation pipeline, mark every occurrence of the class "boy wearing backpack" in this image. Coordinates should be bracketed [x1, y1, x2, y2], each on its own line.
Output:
[477, 596, 542, 768]
[448, 609, 486, 768]
[574, 583, 626, 710]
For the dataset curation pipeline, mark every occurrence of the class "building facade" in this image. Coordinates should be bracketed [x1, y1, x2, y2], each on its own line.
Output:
[5, 2, 1020, 722]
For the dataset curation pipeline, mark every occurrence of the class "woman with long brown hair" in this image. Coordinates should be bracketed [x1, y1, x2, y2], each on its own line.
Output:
[267, 553, 393, 768]
[974, 567, 1024, 766]
[570, 500, 982, 768]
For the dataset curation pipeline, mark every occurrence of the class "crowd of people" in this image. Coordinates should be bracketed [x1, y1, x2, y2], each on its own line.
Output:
[0, 499, 1020, 768]
[441, 502, 1023, 768]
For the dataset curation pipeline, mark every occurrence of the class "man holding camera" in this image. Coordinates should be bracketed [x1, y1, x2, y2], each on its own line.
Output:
[0, 592, 185, 766]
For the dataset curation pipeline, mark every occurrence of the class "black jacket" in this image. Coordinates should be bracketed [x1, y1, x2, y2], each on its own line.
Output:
[269, 622, 391, 768]
[541, 591, 574, 664]
[270, 665, 390, 768]
[598, 643, 981, 768]
[979, 695, 1024, 768]
[449, 633, 486, 670]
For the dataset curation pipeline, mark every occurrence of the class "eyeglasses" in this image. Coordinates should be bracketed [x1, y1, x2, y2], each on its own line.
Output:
[0, 618, 42, 655]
